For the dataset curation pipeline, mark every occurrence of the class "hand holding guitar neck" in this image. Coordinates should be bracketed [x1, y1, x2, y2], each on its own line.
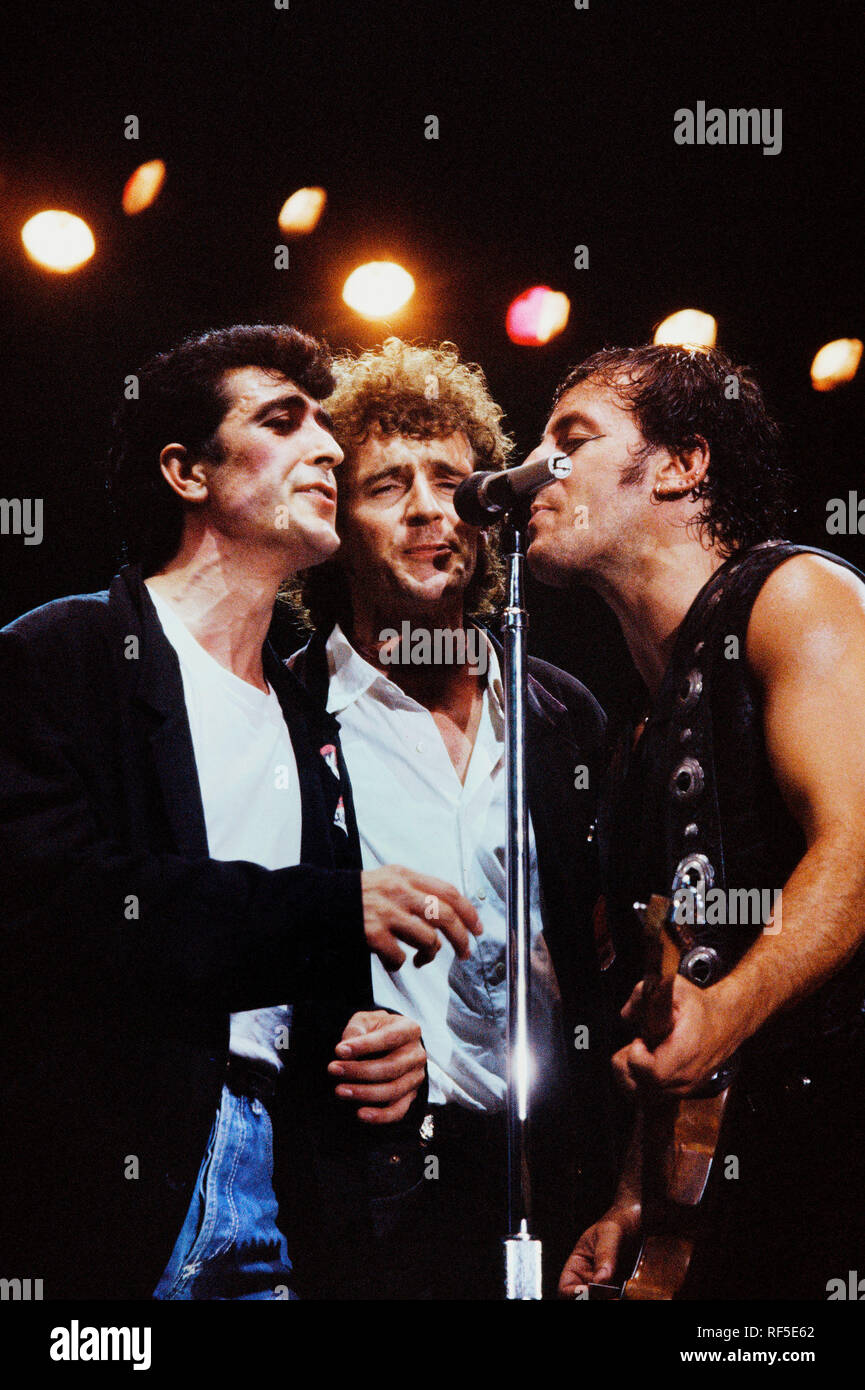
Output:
[621, 896, 731, 1300]
[560, 897, 734, 1300]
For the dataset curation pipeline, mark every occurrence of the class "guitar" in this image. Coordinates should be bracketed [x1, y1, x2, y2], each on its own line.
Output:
[589, 894, 732, 1301]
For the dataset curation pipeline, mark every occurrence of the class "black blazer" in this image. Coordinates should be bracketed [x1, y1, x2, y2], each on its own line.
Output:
[292, 626, 617, 1231]
[0, 567, 380, 1299]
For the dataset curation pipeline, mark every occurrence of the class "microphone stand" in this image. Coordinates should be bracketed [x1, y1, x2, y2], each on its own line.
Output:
[501, 506, 543, 1299]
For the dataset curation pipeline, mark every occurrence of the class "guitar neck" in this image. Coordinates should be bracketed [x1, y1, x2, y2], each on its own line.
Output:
[640, 895, 682, 1049]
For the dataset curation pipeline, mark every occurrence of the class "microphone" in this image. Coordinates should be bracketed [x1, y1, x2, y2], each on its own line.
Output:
[453, 454, 573, 526]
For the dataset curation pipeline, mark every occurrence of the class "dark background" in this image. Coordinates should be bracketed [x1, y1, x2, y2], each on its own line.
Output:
[1, 0, 862, 713]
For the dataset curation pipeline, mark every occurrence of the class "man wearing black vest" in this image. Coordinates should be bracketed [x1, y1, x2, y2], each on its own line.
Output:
[289, 338, 614, 1298]
[0, 324, 480, 1300]
[525, 344, 865, 1300]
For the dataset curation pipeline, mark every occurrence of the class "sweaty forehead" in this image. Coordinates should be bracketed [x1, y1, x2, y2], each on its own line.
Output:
[547, 376, 633, 434]
[219, 366, 307, 416]
[352, 428, 474, 473]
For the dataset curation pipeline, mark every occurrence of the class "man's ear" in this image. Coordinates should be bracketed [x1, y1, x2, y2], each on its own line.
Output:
[159, 443, 210, 503]
[653, 434, 710, 499]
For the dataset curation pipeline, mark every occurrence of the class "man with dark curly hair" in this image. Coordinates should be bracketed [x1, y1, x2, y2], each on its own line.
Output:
[525, 344, 865, 1300]
[0, 324, 483, 1300]
[290, 338, 614, 1298]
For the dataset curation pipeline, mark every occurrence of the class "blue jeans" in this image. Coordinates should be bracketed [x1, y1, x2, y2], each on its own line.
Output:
[153, 1082, 298, 1300]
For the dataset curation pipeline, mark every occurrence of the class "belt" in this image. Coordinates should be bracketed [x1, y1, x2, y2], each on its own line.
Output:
[225, 1054, 279, 1102]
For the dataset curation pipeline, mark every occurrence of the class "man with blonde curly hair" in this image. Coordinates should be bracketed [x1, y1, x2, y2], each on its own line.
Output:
[290, 339, 614, 1298]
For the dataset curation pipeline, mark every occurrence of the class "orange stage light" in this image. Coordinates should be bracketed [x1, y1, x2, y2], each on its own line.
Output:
[122, 160, 166, 215]
[342, 261, 415, 318]
[278, 186, 327, 234]
[810, 338, 863, 392]
[21, 210, 95, 273]
[654, 309, 717, 348]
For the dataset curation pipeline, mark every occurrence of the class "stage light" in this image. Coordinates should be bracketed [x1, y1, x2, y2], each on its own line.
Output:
[122, 159, 166, 215]
[810, 338, 863, 392]
[506, 286, 570, 346]
[278, 186, 327, 234]
[342, 261, 415, 318]
[654, 309, 717, 348]
[21, 210, 95, 273]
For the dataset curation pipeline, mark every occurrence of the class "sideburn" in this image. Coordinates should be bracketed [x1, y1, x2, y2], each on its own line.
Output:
[618, 445, 650, 489]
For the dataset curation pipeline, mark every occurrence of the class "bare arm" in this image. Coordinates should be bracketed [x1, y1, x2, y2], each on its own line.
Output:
[617, 554, 865, 1095]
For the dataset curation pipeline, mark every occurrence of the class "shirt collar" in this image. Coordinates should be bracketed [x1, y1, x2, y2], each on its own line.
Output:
[325, 623, 408, 713]
[481, 630, 504, 720]
[325, 621, 504, 717]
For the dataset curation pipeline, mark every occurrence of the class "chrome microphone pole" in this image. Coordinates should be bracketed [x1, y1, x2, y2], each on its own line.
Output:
[501, 509, 542, 1300]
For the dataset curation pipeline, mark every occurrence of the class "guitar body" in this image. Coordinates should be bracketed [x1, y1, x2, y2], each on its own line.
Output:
[620, 896, 732, 1301]
[621, 1087, 730, 1299]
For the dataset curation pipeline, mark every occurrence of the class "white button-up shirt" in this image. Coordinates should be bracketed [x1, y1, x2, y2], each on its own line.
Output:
[322, 624, 567, 1112]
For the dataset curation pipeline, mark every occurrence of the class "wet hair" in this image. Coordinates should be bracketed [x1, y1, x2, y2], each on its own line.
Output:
[106, 323, 334, 574]
[553, 344, 792, 553]
[292, 337, 512, 631]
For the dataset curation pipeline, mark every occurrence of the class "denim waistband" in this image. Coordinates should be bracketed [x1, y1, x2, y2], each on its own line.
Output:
[225, 1054, 279, 1102]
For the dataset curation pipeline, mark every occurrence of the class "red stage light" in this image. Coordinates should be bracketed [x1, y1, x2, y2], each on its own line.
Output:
[506, 287, 570, 346]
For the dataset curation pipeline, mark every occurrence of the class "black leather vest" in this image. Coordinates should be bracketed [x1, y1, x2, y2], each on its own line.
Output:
[601, 540, 865, 1081]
